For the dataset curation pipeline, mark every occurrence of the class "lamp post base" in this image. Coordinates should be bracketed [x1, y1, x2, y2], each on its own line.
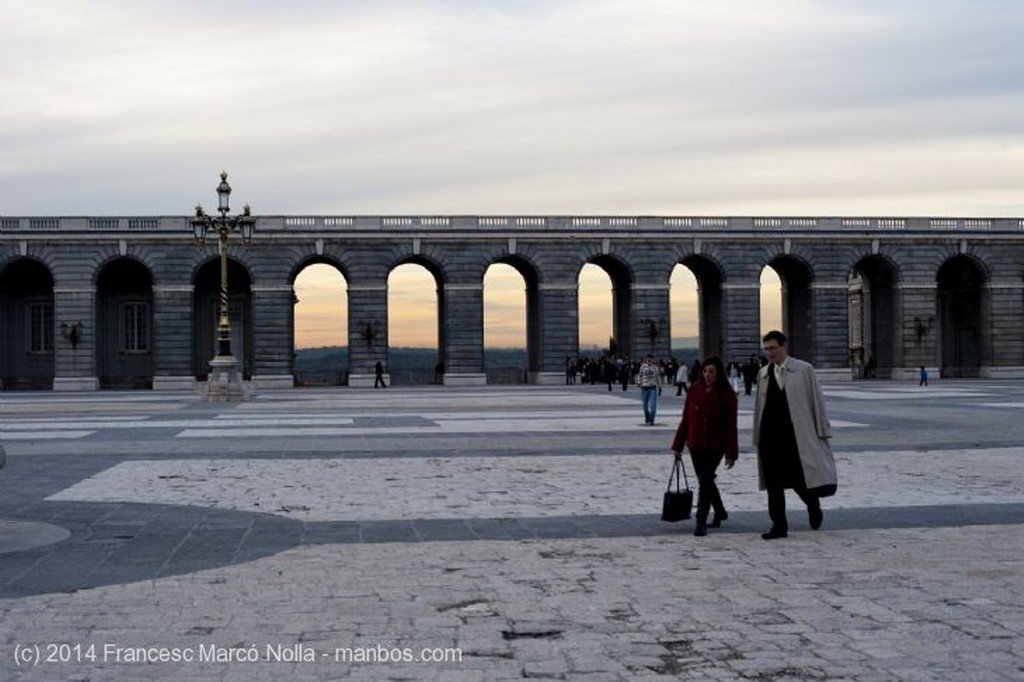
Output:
[204, 354, 249, 402]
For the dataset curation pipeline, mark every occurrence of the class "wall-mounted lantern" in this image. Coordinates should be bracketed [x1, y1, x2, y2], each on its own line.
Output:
[60, 321, 84, 350]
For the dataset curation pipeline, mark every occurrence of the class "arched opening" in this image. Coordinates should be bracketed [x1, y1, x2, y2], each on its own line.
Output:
[484, 260, 534, 384]
[579, 256, 632, 359]
[670, 265, 699, 365]
[762, 257, 813, 361]
[937, 256, 986, 377]
[96, 258, 155, 388]
[672, 256, 725, 362]
[193, 259, 253, 380]
[578, 263, 612, 356]
[848, 256, 899, 378]
[760, 267, 782, 337]
[0, 259, 55, 390]
[292, 261, 348, 386]
[388, 261, 442, 385]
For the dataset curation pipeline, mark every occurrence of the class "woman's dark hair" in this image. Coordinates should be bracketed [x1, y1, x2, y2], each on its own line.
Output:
[700, 356, 732, 393]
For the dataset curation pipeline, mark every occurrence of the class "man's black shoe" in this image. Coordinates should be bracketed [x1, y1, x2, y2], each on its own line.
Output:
[761, 528, 788, 540]
[809, 505, 823, 530]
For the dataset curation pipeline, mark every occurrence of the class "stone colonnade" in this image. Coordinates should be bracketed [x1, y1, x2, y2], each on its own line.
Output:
[1, 215, 1022, 390]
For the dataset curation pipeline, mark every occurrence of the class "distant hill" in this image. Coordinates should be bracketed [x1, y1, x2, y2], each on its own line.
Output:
[293, 345, 704, 385]
[294, 346, 530, 385]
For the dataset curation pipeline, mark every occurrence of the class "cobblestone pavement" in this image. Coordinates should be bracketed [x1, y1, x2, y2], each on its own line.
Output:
[1, 381, 1022, 680]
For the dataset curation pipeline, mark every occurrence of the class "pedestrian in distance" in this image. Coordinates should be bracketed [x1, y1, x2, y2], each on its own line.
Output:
[919, 366, 928, 386]
[374, 361, 387, 388]
[671, 356, 738, 536]
[752, 330, 837, 540]
[637, 354, 661, 425]
[741, 356, 759, 396]
[674, 362, 689, 396]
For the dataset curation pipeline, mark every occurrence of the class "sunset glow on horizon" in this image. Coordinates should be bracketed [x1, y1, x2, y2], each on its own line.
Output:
[294, 262, 782, 351]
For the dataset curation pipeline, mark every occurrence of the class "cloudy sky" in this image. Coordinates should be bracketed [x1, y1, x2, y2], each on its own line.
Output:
[3, 0, 1022, 218]
[4, 1, 1022, 348]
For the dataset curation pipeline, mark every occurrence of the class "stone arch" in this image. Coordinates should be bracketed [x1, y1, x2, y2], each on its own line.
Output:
[290, 257, 349, 386]
[288, 254, 350, 286]
[765, 255, 815, 362]
[581, 254, 634, 358]
[486, 255, 540, 382]
[192, 257, 253, 380]
[0, 258, 55, 389]
[849, 254, 901, 378]
[95, 257, 155, 388]
[937, 255, 987, 377]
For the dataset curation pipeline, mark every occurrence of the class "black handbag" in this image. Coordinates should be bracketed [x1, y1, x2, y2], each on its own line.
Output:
[661, 458, 693, 522]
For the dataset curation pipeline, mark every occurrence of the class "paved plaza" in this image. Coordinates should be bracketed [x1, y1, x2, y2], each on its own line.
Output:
[1, 381, 1023, 680]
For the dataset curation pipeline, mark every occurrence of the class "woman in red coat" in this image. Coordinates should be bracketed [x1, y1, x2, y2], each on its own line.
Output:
[670, 356, 739, 536]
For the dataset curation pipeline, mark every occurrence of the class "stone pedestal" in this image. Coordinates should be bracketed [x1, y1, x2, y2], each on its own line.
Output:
[529, 371, 566, 385]
[53, 376, 100, 391]
[203, 355, 249, 401]
[442, 373, 487, 386]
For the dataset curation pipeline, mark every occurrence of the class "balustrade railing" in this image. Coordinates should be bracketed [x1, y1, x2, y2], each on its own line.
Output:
[1, 214, 1021, 233]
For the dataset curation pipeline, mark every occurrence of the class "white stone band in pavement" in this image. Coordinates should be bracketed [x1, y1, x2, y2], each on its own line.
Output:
[47, 448, 1024, 522]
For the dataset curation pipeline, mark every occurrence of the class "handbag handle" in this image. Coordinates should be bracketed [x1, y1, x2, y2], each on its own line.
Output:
[667, 457, 690, 492]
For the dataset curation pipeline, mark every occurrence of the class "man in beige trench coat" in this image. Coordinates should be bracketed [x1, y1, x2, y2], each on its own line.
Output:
[752, 330, 838, 539]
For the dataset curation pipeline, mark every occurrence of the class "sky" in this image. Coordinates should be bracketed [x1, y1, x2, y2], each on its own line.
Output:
[4, 1, 1022, 347]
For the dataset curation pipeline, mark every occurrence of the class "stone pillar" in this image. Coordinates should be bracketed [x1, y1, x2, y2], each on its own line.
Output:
[722, 282, 761, 363]
[631, 283, 671, 359]
[896, 281, 939, 381]
[348, 282, 388, 388]
[152, 284, 196, 390]
[811, 281, 853, 379]
[534, 282, 578, 384]
[53, 286, 98, 391]
[984, 280, 1024, 378]
[251, 284, 295, 389]
[442, 282, 486, 385]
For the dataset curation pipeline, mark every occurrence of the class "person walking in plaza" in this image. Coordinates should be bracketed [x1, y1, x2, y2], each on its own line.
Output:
[374, 361, 387, 388]
[671, 356, 738, 536]
[919, 366, 928, 386]
[753, 330, 837, 540]
[637, 354, 661, 425]
[674, 361, 689, 396]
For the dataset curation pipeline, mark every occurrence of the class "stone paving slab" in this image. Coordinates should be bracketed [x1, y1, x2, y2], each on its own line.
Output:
[1, 381, 1024, 680]
[1, 527, 1021, 681]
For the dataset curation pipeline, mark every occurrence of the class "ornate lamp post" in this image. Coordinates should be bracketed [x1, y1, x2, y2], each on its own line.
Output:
[192, 172, 255, 400]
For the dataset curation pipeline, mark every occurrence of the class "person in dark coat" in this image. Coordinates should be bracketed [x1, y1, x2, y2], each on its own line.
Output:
[374, 361, 387, 388]
[671, 356, 739, 536]
[752, 330, 837, 540]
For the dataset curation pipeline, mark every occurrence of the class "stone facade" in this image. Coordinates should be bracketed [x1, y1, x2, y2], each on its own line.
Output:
[1, 215, 1022, 390]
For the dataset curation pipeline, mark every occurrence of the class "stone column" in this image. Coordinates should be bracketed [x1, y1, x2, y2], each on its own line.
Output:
[722, 282, 761, 363]
[534, 282, 578, 384]
[896, 281, 938, 381]
[631, 283, 671, 359]
[251, 284, 295, 389]
[811, 280, 853, 379]
[53, 286, 98, 391]
[347, 282, 388, 388]
[442, 282, 486, 385]
[152, 284, 196, 390]
[984, 280, 1024, 378]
